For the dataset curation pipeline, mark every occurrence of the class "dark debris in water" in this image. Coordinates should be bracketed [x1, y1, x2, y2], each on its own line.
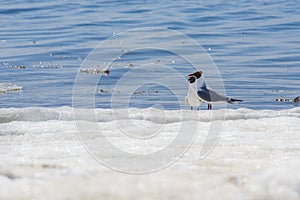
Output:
[275, 96, 299, 103]
[10, 65, 26, 69]
[133, 90, 159, 95]
[98, 89, 109, 93]
[0, 83, 23, 95]
[2, 62, 65, 69]
[33, 64, 63, 69]
[97, 89, 120, 94]
[97, 89, 159, 96]
[80, 68, 110, 75]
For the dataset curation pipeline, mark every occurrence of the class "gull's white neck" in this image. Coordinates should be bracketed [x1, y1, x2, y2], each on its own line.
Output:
[195, 75, 207, 90]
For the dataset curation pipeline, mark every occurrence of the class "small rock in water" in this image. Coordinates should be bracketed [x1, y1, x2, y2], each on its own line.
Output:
[294, 96, 299, 103]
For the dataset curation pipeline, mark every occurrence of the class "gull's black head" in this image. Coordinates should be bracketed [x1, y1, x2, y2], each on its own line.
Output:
[188, 71, 202, 79]
[188, 76, 196, 83]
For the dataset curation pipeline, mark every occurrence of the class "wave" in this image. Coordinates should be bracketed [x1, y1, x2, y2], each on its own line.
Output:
[0, 107, 299, 124]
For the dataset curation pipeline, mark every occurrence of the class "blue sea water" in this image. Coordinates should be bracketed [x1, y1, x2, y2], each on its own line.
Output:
[0, 0, 299, 110]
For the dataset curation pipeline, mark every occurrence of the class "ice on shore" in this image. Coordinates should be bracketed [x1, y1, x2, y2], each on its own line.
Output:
[0, 107, 299, 199]
[0, 106, 299, 123]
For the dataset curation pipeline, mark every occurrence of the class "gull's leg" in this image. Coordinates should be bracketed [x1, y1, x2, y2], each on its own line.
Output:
[208, 104, 212, 110]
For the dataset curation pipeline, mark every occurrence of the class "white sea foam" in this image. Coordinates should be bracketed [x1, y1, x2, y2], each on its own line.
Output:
[0, 107, 299, 199]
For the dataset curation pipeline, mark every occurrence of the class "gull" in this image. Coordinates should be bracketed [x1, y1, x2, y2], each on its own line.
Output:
[187, 71, 243, 110]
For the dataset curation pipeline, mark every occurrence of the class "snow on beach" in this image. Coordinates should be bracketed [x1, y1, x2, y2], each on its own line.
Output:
[0, 107, 299, 200]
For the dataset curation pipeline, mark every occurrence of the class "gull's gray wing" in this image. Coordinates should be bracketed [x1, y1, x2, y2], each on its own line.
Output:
[197, 89, 228, 102]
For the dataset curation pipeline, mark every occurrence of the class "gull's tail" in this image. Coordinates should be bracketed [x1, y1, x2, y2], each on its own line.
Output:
[227, 98, 243, 104]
